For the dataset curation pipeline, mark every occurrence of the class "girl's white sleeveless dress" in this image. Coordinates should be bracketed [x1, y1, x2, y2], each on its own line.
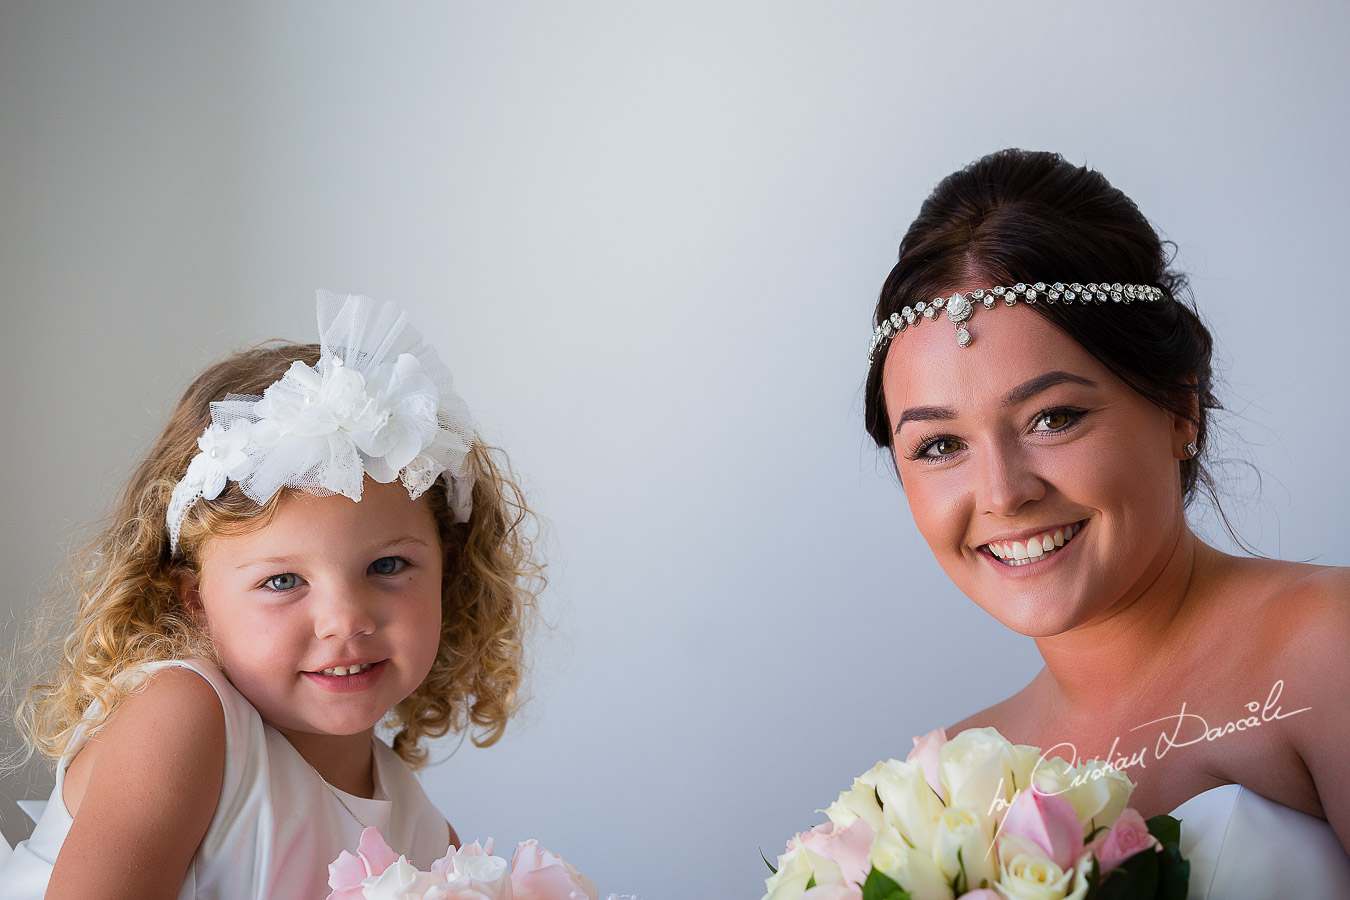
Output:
[1172, 783, 1350, 898]
[0, 659, 450, 899]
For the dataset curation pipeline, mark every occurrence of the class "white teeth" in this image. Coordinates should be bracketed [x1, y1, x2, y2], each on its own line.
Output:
[985, 522, 1083, 567]
[321, 663, 372, 677]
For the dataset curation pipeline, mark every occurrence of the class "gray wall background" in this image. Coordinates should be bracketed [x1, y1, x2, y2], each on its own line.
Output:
[2, 2, 1347, 897]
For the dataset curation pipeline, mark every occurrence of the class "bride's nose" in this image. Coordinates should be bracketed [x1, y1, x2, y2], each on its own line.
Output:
[976, 441, 1046, 517]
[313, 582, 378, 640]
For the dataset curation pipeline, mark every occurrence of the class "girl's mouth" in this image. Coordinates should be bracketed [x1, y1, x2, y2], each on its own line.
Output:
[982, 521, 1084, 567]
[303, 659, 387, 691]
[319, 663, 374, 677]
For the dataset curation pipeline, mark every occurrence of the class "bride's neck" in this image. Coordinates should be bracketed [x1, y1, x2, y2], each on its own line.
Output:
[1032, 530, 1224, 717]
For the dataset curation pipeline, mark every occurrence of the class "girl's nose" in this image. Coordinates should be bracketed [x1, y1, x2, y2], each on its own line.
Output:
[314, 583, 378, 640]
[977, 441, 1046, 518]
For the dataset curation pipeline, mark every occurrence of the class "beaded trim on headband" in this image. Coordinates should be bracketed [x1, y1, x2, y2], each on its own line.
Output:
[166, 291, 477, 553]
[867, 281, 1166, 363]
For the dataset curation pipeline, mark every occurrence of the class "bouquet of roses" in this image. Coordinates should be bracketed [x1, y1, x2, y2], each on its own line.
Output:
[326, 827, 600, 900]
[761, 727, 1188, 900]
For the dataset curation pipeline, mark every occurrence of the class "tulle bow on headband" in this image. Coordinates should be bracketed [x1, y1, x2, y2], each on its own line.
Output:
[166, 291, 476, 552]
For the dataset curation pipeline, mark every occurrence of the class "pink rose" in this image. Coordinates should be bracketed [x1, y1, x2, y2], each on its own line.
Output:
[1087, 808, 1161, 874]
[955, 891, 1001, 899]
[327, 826, 401, 900]
[510, 839, 598, 900]
[999, 786, 1084, 871]
[801, 886, 863, 900]
[907, 727, 949, 799]
[790, 819, 876, 887]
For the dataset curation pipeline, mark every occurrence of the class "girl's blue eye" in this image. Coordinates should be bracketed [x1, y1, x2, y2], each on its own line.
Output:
[265, 573, 300, 591]
[370, 556, 403, 576]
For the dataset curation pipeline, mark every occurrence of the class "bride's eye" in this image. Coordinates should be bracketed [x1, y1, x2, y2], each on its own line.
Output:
[369, 556, 405, 576]
[910, 436, 965, 460]
[264, 573, 300, 592]
[1032, 408, 1086, 433]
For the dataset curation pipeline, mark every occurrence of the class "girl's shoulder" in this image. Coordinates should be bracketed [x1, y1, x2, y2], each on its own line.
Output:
[63, 663, 227, 819]
[50, 664, 226, 897]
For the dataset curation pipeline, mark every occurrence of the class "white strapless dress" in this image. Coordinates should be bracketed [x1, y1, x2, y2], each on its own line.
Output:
[1172, 783, 1350, 899]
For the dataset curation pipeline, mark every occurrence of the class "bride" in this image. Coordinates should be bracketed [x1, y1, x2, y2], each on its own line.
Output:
[862, 149, 1350, 897]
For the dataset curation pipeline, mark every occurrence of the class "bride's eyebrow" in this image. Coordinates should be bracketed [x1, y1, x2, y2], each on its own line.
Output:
[893, 371, 1098, 435]
[1003, 371, 1097, 406]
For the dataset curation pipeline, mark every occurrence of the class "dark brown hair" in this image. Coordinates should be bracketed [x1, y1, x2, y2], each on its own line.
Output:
[864, 149, 1218, 504]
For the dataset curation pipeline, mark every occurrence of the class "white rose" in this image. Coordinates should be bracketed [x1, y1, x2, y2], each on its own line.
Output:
[869, 824, 954, 900]
[996, 845, 1091, 900]
[1030, 757, 1134, 836]
[361, 855, 448, 900]
[1072, 760, 1133, 833]
[931, 805, 995, 893]
[869, 759, 945, 851]
[441, 852, 511, 900]
[938, 728, 1022, 828]
[824, 776, 885, 833]
[762, 844, 844, 900]
[1009, 744, 1043, 794]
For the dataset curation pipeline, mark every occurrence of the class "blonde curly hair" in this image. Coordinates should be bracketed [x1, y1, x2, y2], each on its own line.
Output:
[16, 342, 540, 769]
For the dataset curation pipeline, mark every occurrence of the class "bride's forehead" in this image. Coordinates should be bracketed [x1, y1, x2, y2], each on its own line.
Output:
[881, 305, 1090, 404]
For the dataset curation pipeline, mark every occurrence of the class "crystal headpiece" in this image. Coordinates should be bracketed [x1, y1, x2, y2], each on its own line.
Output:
[166, 290, 477, 553]
[867, 281, 1165, 364]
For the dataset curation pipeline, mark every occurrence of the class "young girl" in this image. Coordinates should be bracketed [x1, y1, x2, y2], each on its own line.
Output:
[2, 291, 540, 899]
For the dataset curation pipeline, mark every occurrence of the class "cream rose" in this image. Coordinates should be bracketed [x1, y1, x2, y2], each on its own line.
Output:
[869, 824, 955, 900]
[938, 728, 1030, 828]
[824, 775, 885, 833]
[762, 844, 845, 900]
[931, 805, 995, 893]
[996, 840, 1091, 900]
[868, 759, 945, 850]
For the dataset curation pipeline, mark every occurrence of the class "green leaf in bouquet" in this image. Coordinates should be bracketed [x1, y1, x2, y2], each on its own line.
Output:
[1094, 843, 1160, 900]
[861, 867, 913, 900]
[1155, 841, 1190, 900]
[760, 848, 777, 875]
[1145, 814, 1182, 849]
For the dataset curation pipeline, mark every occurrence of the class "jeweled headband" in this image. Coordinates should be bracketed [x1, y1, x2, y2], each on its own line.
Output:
[866, 281, 1165, 364]
[166, 291, 476, 553]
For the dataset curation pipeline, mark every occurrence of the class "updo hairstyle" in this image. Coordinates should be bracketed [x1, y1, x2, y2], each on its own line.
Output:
[863, 149, 1219, 504]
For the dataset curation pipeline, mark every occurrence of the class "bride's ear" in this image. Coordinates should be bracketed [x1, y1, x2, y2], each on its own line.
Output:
[1171, 374, 1202, 460]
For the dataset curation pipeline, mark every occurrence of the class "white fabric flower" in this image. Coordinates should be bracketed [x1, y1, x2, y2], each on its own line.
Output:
[166, 292, 478, 553]
[350, 353, 440, 483]
[187, 422, 253, 501]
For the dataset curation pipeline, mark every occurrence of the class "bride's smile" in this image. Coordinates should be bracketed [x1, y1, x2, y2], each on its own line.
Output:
[980, 519, 1084, 566]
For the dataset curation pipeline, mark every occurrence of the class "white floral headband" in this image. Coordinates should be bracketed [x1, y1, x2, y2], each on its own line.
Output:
[166, 291, 476, 553]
